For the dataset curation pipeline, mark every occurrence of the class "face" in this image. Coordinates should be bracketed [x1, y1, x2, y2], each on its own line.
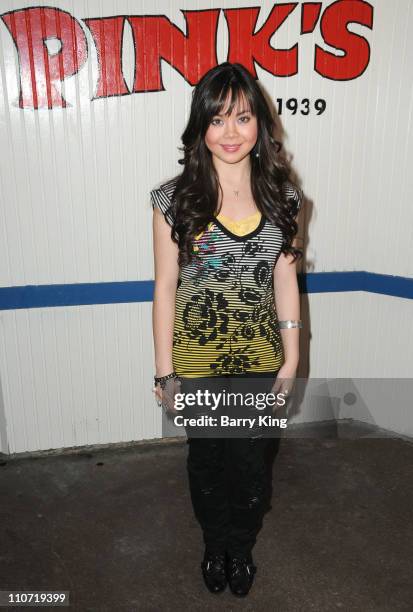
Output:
[204, 93, 258, 165]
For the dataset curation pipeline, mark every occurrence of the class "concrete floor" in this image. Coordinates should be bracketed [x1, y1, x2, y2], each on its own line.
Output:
[1, 423, 412, 611]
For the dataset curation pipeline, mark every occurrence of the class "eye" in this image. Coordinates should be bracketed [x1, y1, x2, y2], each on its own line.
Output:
[211, 118, 223, 126]
[239, 115, 250, 123]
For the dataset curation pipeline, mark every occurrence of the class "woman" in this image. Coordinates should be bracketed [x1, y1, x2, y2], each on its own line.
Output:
[151, 62, 303, 598]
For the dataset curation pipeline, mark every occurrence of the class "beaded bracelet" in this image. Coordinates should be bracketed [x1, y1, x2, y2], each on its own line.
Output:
[154, 371, 180, 390]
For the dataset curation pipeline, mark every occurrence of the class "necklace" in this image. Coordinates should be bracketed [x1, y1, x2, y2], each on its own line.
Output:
[220, 174, 250, 200]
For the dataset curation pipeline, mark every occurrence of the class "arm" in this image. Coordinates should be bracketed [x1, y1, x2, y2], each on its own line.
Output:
[273, 182, 303, 372]
[273, 250, 300, 370]
[152, 207, 180, 377]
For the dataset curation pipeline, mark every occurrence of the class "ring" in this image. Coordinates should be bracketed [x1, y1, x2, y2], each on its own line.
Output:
[283, 389, 289, 395]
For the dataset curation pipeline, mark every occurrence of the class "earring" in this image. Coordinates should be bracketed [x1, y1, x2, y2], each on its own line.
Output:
[255, 152, 259, 158]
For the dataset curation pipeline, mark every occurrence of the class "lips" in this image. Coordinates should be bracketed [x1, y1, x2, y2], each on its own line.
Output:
[221, 144, 241, 152]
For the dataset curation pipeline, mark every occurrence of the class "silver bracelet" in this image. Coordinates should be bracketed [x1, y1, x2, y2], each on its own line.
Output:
[278, 320, 303, 329]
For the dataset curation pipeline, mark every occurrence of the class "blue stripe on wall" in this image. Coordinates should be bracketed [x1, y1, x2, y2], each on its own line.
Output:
[0, 272, 412, 311]
[298, 272, 413, 299]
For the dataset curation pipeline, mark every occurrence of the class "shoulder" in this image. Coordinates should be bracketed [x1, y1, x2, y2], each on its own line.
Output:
[281, 180, 303, 217]
[159, 175, 179, 201]
[151, 175, 179, 202]
[150, 175, 179, 225]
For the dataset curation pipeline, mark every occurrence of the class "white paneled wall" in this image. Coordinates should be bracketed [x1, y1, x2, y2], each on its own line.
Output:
[0, 303, 159, 454]
[0, 1, 412, 454]
[0, 292, 412, 454]
[303, 292, 413, 379]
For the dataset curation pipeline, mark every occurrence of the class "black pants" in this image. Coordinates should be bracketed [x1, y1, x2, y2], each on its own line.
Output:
[181, 371, 278, 557]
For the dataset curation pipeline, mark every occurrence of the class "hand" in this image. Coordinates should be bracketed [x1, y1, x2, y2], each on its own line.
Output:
[271, 362, 297, 411]
[152, 376, 182, 415]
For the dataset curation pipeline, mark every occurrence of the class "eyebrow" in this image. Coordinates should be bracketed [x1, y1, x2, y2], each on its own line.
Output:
[215, 109, 251, 117]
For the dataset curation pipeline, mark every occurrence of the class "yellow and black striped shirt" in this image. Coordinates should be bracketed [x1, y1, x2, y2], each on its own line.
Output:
[151, 177, 301, 378]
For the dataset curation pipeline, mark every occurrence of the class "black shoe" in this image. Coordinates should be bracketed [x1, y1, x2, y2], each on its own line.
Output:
[226, 553, 257, 597]
[201, 551, 227, 594]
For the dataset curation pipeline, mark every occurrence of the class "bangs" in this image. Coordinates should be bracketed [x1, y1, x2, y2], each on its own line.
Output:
[209, 82, 256, 119]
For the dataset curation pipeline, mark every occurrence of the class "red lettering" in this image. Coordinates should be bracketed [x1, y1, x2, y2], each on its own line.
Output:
[1, 7, 87, 109]
[301, 3, 322, 33]
[314, 0, 373, 80]
[128, 10, 220, 92]
[84, 17, 129, 99]
[225, 5, 298, 77]
[0, 4, 375, 110]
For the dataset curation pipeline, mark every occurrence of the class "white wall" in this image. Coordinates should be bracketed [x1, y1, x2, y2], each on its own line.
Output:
[0, 0, 412, 454]
[1, 292, 412, 454]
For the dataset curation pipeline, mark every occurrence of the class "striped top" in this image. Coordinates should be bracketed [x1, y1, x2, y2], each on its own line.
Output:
[151, 177, 302, 377]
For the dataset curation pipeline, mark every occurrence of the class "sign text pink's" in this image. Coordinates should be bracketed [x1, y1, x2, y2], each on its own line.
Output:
[1, 2, 374, 109]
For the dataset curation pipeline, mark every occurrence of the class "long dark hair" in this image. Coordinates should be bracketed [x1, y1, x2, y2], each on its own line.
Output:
[168, 62, 303, 267]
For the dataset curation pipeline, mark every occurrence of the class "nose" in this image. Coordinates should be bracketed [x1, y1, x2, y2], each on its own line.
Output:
[223, 118, 238, 138]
